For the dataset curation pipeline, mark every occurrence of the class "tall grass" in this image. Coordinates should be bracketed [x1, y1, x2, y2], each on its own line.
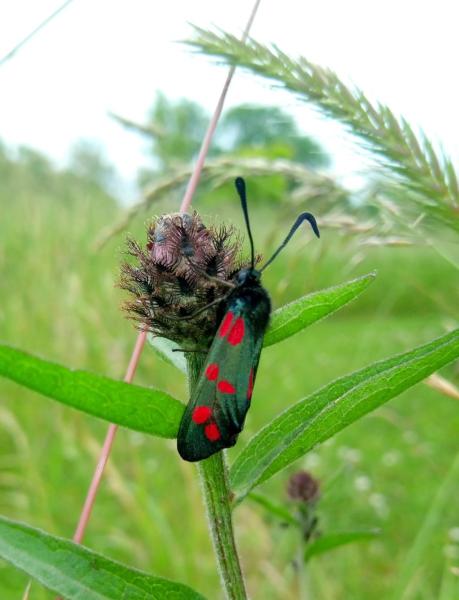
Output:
[1, 148, 458, 598]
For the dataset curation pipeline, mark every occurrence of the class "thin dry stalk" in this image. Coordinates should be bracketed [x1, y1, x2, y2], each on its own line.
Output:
[108, 111, 165, 139]
[425, 373, 459, 400]
[94, 156, 341, 250]
[63, 4, 262, 600]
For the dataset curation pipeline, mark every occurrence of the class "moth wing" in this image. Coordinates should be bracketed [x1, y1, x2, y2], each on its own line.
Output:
[177, 307, 263, 462]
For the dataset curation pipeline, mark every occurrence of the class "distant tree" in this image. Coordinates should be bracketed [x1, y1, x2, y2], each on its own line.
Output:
[68, 141, 116, 191]
[147, 92, 209, 168]
[218, 104, 329, 167]
[0, 140, 12, 181]
[140, 96, 329, 177]
[17, 146, 53, 180]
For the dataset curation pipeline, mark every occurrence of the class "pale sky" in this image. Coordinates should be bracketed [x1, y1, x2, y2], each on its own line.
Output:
[0, 0, 458, 200]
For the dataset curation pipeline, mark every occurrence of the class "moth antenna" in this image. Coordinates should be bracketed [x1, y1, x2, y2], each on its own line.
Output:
[235, 177, 255, 269]
[260, 212, 320, 272]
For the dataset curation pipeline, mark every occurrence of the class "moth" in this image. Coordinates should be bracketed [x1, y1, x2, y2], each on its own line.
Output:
[177, 178, 320, 461]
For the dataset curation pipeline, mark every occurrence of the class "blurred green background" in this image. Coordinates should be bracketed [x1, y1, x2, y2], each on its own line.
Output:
[0, 99, 458, 599]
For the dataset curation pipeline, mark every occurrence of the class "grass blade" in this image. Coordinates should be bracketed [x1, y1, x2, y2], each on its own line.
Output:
[230, 329, 459, 499]
[438, 561, 459, 600]
[0, 516, 206, 599]
[0, 345, 183, 438]
[264, 273, 376, 347]
[248, 492, 299, 526]
[390, 450, 459, 600]
[304, 530, 379, 562]
[188, 28, 459, 230]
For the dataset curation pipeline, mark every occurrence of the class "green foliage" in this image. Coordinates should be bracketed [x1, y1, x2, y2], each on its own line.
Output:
[2, 270, 458, 595]
[390, 451, 459, 600]
[303, 530, 379, 562]
[438, 562, 459, 600]
[137, 95, 330, 186]
[230, 328, 459, 499]
[68, 141, 116, 192]
[0, 345, 183, 438]
[0, 274, 375, 439]
[218, 103, 329, 167]
[264, 273, 376, 347]
[148, 92, 209, 167]
[0, 516, 206, 599]
[248, 492, 299, 526]
[149, 274, 376, 370]
[0, 143, 115, 201]
[1, 41, 459, 596]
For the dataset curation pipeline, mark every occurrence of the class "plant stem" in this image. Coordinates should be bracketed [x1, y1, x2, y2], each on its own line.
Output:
[186, 353, 247, 600]
[297, 531, 310, 600]
[295, 507, 310, 600]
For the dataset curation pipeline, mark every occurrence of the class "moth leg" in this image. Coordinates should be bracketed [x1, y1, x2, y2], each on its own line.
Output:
[167, 297, 227, 321]
[184, 257, 236, 290]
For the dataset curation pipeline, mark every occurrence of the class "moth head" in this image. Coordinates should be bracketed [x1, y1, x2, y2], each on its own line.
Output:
[234, 267, 261, 286]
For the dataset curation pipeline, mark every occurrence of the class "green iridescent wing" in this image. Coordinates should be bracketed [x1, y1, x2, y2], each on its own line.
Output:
[177, 304, 263, 462]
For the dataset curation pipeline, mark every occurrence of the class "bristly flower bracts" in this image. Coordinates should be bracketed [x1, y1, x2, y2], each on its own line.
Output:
[120, 212, 250, 348]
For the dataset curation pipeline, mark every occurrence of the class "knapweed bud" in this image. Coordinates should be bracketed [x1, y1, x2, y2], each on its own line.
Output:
[287, 471, 320, 505]
[120, 211, 247, 348]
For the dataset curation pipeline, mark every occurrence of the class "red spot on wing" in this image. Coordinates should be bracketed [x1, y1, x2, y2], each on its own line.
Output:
[204, 422, 221, 442]
[205, 363, 219, 381]
[219, 312, 234, 338]
[218, 380, 236, 394]
[227, 317, 245, 346]
[192, 406, 212, 424]
[247, 368, 254, 401]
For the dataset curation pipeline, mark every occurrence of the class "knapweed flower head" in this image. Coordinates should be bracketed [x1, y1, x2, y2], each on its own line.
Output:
[120, 211, 250, 348]
[287, 470, 320, 505]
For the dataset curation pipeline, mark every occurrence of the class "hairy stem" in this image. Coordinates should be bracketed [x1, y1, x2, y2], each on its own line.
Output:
[186, 353, 247, 600]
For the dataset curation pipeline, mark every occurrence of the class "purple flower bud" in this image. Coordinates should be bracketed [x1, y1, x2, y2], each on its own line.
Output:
[287, 471, 320, 504]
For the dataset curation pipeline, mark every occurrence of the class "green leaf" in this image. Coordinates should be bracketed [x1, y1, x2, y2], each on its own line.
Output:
[0, 516, 206, 599]
[148, 275, 376, 364]
[230, 328, 459, 499]
[248, 492, 299, 526]
[0, 345, 184, 438]
[304, 530, 379, 562]
[264, 273, 376, 347]
[148, 334, 188, 374]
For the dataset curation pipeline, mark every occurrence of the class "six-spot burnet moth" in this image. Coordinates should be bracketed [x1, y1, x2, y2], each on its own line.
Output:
[177, 177, 320, 462]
